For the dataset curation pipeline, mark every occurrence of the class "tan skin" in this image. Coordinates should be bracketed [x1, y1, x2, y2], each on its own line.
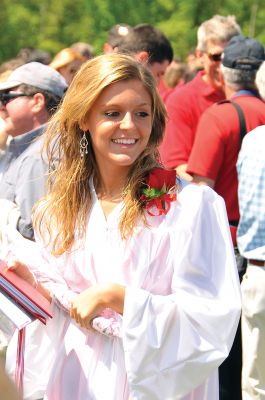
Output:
[198, 39, 227, 90]
[8, 79, 153, 331]
[0, 131, 8, 150]
[0, 119, 9, 150]
[134, 51, 170, 85]
[57, 60, 84, 85]
[176, 164, 193, 182]
[0, 89, 49, 137]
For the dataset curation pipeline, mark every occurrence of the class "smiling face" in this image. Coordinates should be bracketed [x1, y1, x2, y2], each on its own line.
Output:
[83, 79, 153, 175]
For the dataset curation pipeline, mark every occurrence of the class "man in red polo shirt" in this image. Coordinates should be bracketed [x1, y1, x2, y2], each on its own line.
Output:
[187, 34, 265, 400]
[159, 15, 241, 180]
[187, 35, 265, 225]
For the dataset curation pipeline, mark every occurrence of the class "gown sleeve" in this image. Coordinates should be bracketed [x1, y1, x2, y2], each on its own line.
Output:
[3, 223, 123, 334]
[122, 185, 241, 399]
[28, 245, 78, 311]
[3, 225, 77, 311]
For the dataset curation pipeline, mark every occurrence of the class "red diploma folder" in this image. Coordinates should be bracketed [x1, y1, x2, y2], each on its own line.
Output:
[0, 259, 52, 395]
[0, 259, 52, 323]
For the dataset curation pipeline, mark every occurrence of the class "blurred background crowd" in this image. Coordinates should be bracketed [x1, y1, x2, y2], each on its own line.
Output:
[0, 1, 265, 400]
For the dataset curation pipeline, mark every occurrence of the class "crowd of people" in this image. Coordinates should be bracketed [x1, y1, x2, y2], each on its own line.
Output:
[0, 15, 264, 400]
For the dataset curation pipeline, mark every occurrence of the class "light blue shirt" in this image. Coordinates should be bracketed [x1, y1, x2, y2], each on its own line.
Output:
[0, 125, 47, 240]
[237, 125, 265, 260]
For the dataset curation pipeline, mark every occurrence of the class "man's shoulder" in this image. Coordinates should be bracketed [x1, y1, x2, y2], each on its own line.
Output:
[200, 100, 231, 120]
[20, 134, 44, 159]
[234, 95, 265, 111]
[1, 131, 46, 184]
[195, 101, 238, 141]
[203, 97, 255, 118]
[215, 96, 265, 127]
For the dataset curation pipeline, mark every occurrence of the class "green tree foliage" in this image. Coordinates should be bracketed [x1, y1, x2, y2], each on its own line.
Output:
[0, 0, 264, 64]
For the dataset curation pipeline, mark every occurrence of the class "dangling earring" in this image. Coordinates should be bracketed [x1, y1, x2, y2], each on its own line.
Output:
[80, 132, 88, 158]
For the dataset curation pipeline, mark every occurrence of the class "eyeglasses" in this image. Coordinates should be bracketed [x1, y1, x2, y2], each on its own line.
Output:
[0, 92, 31, 107]
[207, 52, 223, 62]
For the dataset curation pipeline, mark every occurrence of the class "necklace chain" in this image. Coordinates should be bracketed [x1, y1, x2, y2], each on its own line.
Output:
[97, 192, 123, 202]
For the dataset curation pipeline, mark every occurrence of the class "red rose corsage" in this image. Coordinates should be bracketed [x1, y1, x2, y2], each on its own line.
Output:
[140, 168, 177, 216]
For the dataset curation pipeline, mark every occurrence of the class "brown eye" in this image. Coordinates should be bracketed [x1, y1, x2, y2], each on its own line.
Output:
[136, 112, 149, 118]
[105, 111, 120, 117]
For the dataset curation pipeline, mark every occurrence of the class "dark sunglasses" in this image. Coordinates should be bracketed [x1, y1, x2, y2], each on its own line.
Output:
[0, 92, 31, 107]
[207, 52, 223, 62]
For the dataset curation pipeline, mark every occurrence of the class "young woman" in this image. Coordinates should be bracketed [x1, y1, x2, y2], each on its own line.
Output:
[8, 54, 240, 399]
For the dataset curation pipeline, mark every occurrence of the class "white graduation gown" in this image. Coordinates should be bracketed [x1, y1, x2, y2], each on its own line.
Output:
[5, 183, 241, 399]
[41, 183, 241, 399]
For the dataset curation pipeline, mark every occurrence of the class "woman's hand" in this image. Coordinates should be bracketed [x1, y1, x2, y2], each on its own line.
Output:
[70, 283, 125, 330]
[7, 260, 52, 302]
[7, 260, 37, 287]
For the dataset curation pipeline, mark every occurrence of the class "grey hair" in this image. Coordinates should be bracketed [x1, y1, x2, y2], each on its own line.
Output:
[197, 15, 241, 52]
[221, 65, 257, 90]
[255, 61, 265, 100]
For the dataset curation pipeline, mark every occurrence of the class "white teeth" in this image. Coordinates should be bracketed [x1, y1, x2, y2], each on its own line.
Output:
[112, 138, 136, 144]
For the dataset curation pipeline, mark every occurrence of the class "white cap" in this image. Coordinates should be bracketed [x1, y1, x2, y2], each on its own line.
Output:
[0, 62, 68, 98]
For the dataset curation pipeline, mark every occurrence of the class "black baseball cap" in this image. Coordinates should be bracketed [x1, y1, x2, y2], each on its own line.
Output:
[222, 35, 265, 71]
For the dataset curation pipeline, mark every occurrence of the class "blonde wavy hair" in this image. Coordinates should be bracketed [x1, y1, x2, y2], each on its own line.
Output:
[34, 53, 166, 255]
